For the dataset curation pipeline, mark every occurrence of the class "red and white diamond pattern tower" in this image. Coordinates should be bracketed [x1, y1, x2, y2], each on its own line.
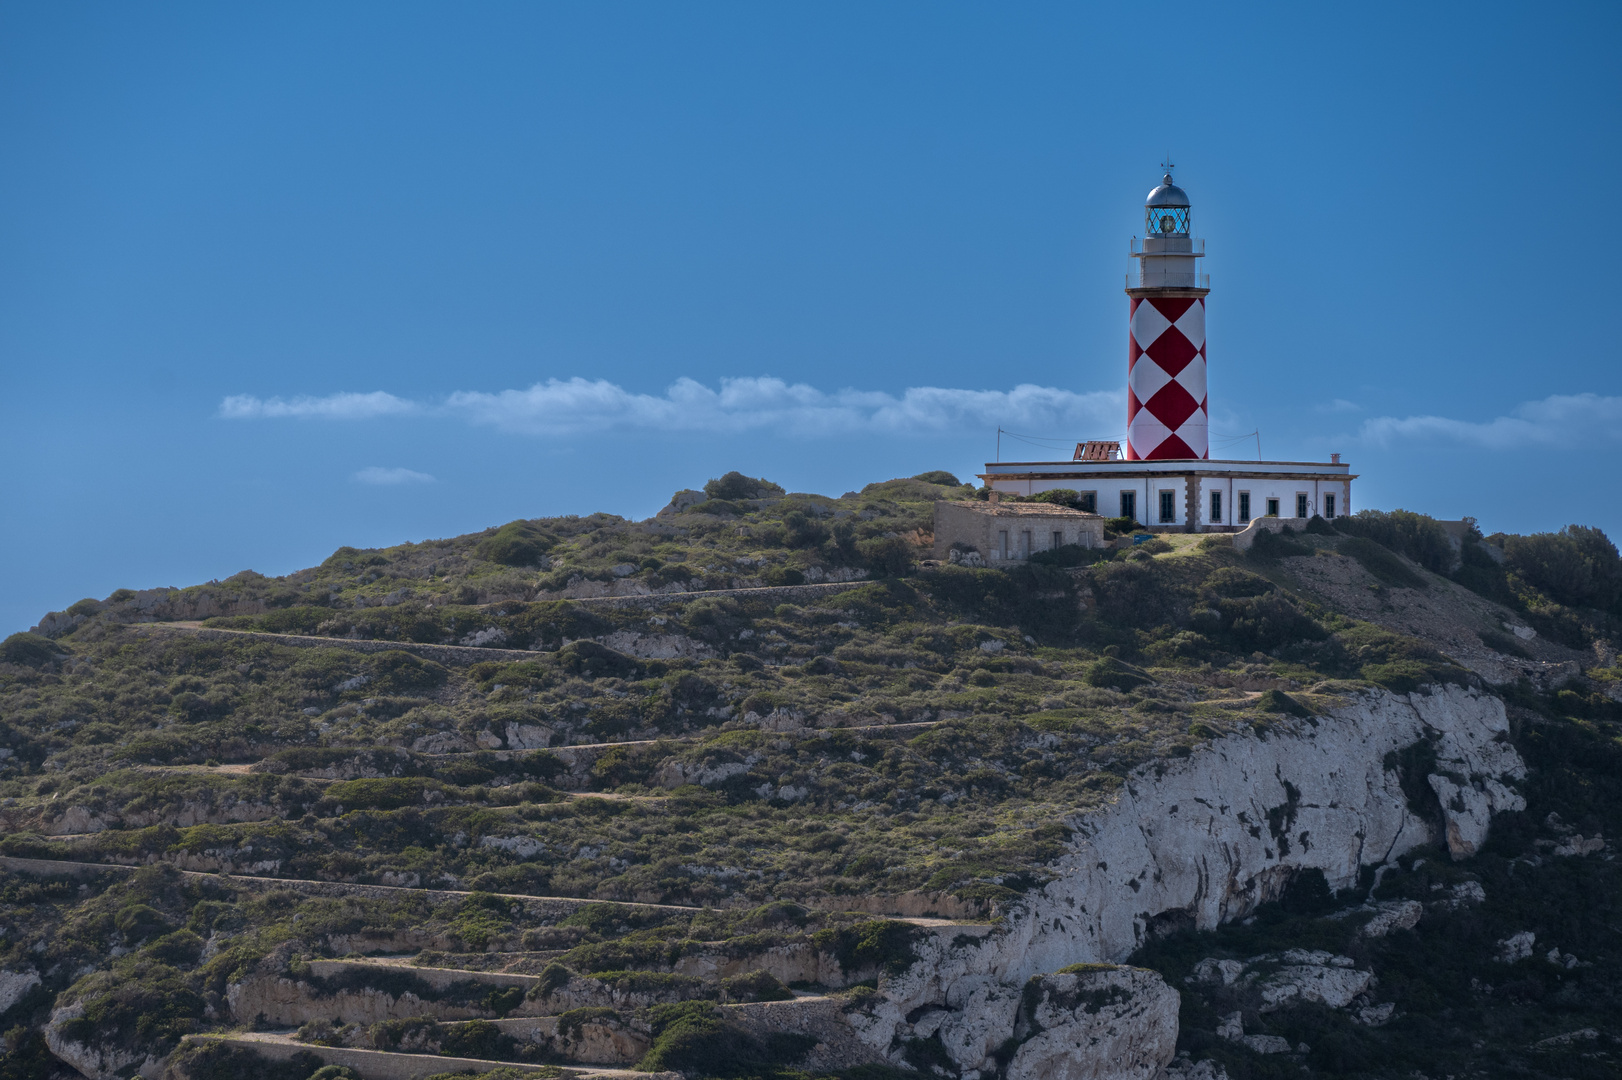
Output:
[1126, 170, 1209, 460]
[1128, 296, 1206, 459]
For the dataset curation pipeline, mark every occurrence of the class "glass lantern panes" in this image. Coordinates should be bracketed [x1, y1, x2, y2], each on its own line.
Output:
[1145, 206, 1190, 236]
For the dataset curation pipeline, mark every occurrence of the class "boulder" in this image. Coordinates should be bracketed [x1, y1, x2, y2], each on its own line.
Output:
[1005, 967, 1178, 1080]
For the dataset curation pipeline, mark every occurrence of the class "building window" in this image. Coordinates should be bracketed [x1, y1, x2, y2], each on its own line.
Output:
[1120, 491, 1135, 520]
[1210, 490, 1222, 524]
[998, 530, 1009, 560]
[1020, 530, 1033, 558]
[1238, 491, 1250, 523]
[1158, 490, 1176, 524]
[1052, 531, 1064, 549]
[1296, 493, 1309, 519]
[1078, 491, 1097, 514]
[1266, 498, 1280, 517]
[1324, 493, 1336, 519]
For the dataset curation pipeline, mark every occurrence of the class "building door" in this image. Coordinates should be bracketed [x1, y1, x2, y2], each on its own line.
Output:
[1020, 530, 1032, 558]
[999, 530, 1009, 560]
[1052, 531, 1064, 549]
[1296, 493, 1309, 519]
[1210, 490, 1222, 525]
[1324, 493, 1337, 519]
[1158, 490, 1176, 524]
[1266, 498, 1280, 517]
[1120, 491, 1135, 521]
[1238, 491, 1250, 523]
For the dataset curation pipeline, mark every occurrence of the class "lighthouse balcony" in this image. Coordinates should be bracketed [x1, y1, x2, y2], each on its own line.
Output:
[1127, 270, 1210, 289]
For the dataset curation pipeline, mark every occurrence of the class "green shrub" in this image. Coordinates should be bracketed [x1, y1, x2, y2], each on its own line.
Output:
[368, 651, 449, 694]
[1505, 525, 1622, 615]
[1340, 536, 1428, 589]
[1027, 544, 1108, 569]
[165, 1040, 326, 1080]
[0, 632, 59, 667]
[115, 903, 173, 943]
[1246, 529, 1313, 560]
[1336, 509, 1454, 572]
[810, 920, 917, 975]
[704, 472, 785, 501]
[475, 521, 555, 568]
[636, 1001, 812, 1075]
[1017, 489, 1084, 510]
[720, 970, 795, 1002]
[146, 929, 204, 965]
[556, 641, 638, 680]
[858, 536, 915, 577]
[912, 471, 961, 486]
[1084, 656, 1153, 691]
[324, 777, 436, 811]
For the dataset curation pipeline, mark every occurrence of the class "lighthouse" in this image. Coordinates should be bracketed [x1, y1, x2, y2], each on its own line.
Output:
[1126, 168, 1209, 460]
[977, 165, 1356, 537]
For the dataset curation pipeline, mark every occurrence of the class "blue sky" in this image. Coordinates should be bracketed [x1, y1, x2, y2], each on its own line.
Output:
[3, 2, 1620, 633]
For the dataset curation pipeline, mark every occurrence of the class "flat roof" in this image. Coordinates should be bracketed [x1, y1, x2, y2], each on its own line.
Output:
[981, 458, 1353, 479]
[941, 500, 1101, 518]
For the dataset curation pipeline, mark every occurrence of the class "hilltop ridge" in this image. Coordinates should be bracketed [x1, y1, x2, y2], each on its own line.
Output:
[1, 472, 1620, 1080]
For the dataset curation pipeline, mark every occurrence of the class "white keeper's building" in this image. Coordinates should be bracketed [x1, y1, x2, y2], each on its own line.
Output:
[979, 168, 1355, 533]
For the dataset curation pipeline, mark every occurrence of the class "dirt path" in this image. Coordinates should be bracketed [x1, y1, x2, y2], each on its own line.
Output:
[204, 1031, 660, 1079]
[0, 855, 702, 912]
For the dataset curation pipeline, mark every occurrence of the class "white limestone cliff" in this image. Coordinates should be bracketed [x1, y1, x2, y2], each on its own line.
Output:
[846, 685, 1524, 1078]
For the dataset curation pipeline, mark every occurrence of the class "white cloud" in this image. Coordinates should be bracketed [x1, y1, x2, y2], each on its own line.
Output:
[220, 391, 418, 420]
[1358, 393, 1622, 450]
[222, 376, 1122, 440]
[353, 466, 436, 485]
[1317, 398, 1361, 414]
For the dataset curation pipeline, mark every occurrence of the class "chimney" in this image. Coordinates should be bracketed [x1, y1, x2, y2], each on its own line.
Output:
[1330, 453, 1341, 464]
[988, 490, 1001, 505]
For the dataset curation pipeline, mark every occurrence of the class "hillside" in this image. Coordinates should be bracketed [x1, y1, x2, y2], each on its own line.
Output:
[0, 472, 1619, 1080]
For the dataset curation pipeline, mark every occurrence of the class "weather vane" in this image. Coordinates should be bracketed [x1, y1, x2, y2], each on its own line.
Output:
[1160, 154, 1175, 176]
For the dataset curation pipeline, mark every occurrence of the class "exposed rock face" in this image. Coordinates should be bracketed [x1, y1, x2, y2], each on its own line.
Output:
[728, 998, 885, 1072]
[1005, 967, 1178, 1080]
[855, 686, 1522, 1077]
[1251, 951, 1372, 1010]
[600, 630, 716, 660]
[1359, 899, 1423, 938]
[226, 972, 490, 1027]
[0, 970, 39, 1015]
[44, 1001, 153, 1080]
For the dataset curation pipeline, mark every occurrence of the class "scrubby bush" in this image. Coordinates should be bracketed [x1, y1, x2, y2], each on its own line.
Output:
[1336, 509, 1453, 572]
[858, 536, 915, 577]
[1339, 537, 1428, 589]
[1505, 525, 1622, 616]
[0, 633, 58, 667]
[475, 521, 554, 568]
[912, 471, 961, 486]
[704, 472, 785, 501]
[366, 651, 449, 694]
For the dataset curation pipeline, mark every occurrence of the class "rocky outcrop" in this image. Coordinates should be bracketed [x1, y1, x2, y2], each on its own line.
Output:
[0, 970, 39, 1015]
[728, 997, 887, 1072]
[44, 1002, 156, 1080]
[492, 1013, 652, 1063]
[1005, 967, 1179, 1080]
[848, 685, 1523, 1077]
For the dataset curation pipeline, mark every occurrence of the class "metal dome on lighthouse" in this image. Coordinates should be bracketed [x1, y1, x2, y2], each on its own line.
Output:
[1126, 162, 1209, 460]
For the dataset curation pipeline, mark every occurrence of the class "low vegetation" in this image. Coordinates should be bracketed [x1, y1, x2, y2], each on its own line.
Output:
[1, 474, 1619, 1079]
